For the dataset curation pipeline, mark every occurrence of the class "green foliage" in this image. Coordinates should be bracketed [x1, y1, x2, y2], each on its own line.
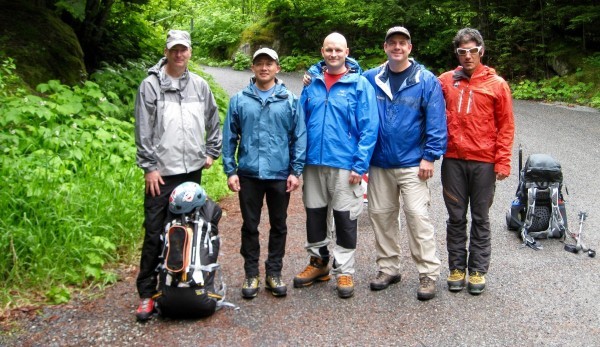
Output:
[89, 61, 149, 122]
[0, 58, 230, 308]
[279, 55, 318, 72]
[0, 57, 23, 97]
[511, 77, 598, 108]
[191, 9, 251, 60]
[196, 57, 233, 68]
[45, 286, 71, 305]
[232, 52, 251, 71]
[240, 21, 278, 49]
[93, 2, 164, 68]
[55, 0, 87, 21]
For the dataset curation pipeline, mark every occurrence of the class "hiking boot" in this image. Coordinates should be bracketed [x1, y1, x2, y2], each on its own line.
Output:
[417, 277, 436, 301]
[293, 257, 331, 288]
[242, 276, 260, 299]
[135, 298, 155, 322]
[265, 275, 287, 297]
[370, 271, 401, 291]
[336, 274, 354, 298]
[468, 271, 486, 295]
[447, 269, 466, 292]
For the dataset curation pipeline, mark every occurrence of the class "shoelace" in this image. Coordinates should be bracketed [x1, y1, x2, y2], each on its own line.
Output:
[268, 276, 283, 287]
[470, 272, 484, 283]
[376, 271, 388, 280]
[299, 265, 318, 276]
[338, 276, 353, 286]
[138, 299, 153, 312]
[449, 269, 464, 279]
[420, 277, 434, 288]
[244, 277, 258, 288]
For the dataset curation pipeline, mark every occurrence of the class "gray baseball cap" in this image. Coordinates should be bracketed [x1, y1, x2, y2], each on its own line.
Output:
[385, 26, 411, 41]
[166, 30, 191, 49]
[252, 48, 279, 63]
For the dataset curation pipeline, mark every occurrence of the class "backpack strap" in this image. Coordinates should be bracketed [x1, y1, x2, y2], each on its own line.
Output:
[190, 213, 205, 285]
[549, 182, 566, 238]
[521, 186, 543, 249]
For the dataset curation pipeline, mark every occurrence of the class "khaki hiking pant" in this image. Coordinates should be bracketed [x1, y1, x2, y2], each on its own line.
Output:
[367, 166, 441, 280]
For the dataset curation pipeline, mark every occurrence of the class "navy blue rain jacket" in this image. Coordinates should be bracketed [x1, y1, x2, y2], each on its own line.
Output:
[363, 60, 447, 168]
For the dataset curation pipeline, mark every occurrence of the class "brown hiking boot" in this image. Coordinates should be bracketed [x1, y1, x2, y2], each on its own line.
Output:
[417, 276, 436, 301]
[370, 271, 401, 291]
[293, 257, 331, 288]
[336, 274, 354, 298]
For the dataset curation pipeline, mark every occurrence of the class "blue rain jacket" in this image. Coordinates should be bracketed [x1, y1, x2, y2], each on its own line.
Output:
[300, 58, 379, 175]
[223, 79, 306, 180]
[363, 60, 447, 168]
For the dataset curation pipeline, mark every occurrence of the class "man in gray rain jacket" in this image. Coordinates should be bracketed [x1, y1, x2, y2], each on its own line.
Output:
[134, 29, 221, 321]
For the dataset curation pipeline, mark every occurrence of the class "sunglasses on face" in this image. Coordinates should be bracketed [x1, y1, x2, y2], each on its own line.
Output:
[456, 46, 483, 56]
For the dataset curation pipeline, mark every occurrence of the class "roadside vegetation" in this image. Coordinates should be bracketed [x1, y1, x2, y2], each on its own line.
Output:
[0, 0, 598, 313]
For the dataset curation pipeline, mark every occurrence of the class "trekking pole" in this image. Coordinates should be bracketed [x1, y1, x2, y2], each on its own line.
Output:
[564, 211, 596, 257]
[518, 144, 522, 173]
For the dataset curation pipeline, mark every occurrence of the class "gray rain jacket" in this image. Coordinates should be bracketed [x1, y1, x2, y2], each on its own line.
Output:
[135, 58, 222, 176]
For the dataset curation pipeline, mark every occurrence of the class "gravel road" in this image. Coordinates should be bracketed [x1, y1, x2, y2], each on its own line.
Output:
[1, 66, 599, 346]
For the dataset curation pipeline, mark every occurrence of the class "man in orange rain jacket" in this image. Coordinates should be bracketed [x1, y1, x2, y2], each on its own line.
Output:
[438, 28, 515, 296]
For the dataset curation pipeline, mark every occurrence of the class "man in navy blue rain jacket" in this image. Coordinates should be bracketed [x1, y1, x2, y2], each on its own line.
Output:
[363, 27, 447, 301]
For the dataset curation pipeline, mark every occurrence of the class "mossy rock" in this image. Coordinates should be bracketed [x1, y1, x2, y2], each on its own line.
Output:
[0, 1, 86, 87]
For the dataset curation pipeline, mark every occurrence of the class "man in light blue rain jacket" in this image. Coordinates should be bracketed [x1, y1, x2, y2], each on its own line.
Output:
[223, 48, 306, 300]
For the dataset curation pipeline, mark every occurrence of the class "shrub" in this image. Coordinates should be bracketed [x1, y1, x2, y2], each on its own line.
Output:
[232, 51, 251, 71]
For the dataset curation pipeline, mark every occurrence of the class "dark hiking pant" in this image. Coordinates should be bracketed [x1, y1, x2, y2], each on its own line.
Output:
[136, 170, 202, 298]
[441, 159, 496, 273]
[238, 176, 290, 277]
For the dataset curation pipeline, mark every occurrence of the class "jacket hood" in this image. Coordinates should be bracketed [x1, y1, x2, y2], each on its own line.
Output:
[147, 57, 190, 90]
[375, 59, 423, 84]
[306, 57, 363, 77]
[147, 57, 167, 77]
[452, 64, 498, 81]
[242, 77, 290, 99]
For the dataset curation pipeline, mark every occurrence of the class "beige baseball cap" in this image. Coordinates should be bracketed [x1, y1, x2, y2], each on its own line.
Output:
[252, 48, 279, 63]
[385, 26, 411, 41]
[166, 30, 191, 49]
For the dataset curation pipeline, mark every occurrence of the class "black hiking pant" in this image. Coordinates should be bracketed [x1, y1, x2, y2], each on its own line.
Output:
[238, 176, 290, 277]
[136, 170, 202, 298]
[441, 159, 496, 274]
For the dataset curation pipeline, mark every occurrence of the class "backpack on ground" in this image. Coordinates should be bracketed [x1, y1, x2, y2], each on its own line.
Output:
[506, 146, 568, 249]
[153, 182, 230, 319]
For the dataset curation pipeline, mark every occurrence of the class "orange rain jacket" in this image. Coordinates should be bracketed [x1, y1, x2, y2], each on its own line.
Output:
[439, 64, 515, 176]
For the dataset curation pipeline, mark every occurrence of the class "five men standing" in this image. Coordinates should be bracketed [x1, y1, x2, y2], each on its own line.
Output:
[135, 27, 513, 313]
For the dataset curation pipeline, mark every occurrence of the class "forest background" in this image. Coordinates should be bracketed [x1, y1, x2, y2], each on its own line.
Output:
[0, 0, 598, 312]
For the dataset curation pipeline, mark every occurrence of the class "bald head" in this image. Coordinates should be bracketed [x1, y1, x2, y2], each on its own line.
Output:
[323, 32, 348, 49]
[321, 32, 349, 74]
